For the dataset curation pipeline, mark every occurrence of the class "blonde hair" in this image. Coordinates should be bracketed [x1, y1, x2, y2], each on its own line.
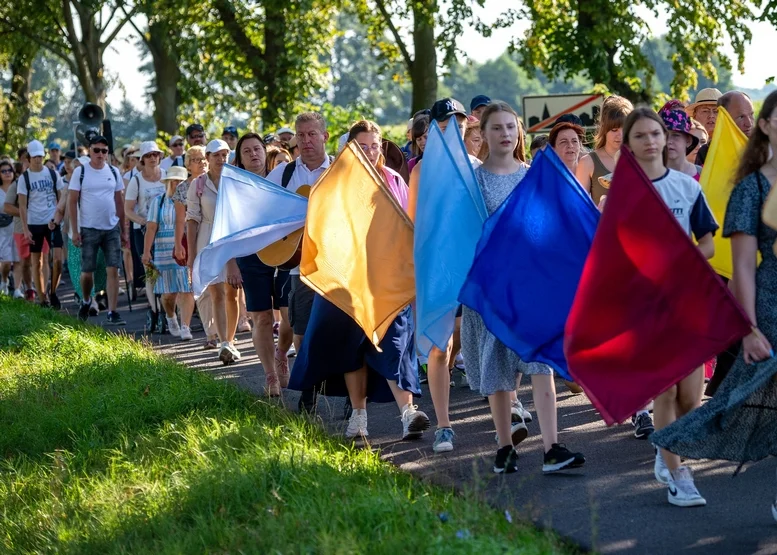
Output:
[594, 96, 634, 150]
[184, 145, 206, 169]
[477, 101, 526, 163]
[295, 112, 327, 133]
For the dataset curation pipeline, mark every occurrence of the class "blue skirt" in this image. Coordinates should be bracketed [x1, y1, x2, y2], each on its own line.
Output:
[288, 294, 420, 403]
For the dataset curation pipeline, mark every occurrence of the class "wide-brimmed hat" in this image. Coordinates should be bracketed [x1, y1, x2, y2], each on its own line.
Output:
[685, 88, 722, 115]
[139, 140, 163, 158]
[161, 166, 188, 182]
[661, 109, 700, 155]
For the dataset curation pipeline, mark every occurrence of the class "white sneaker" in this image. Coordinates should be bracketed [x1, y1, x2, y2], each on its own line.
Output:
[495, 420, 529, 446]
[218, 342, 234, 364]
[667, 466, 706, 507]
[345, 408, 368, 438]
[179, 325, 193, 341]
[401, 404, 430, 440]
[166, 316, 181, 337]
[287, 344, 296, 357]
[454, 352, 465, 370]
[511, 399, 533, 423]
[654, 448, 671, 484]
[13, 288, 24, 299]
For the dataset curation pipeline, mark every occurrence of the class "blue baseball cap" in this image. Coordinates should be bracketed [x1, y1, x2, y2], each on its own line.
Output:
[48, 142, 61, 150]
[470, 95, 491, 112]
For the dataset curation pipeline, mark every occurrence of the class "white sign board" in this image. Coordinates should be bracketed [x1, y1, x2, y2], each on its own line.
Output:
[523, 94, 603, 133]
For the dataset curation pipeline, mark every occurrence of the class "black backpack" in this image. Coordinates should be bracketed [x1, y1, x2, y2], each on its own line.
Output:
[280, 156, 334, 188]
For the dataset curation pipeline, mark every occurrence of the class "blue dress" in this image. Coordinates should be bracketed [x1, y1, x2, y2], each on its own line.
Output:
[288, 294, 419, 403]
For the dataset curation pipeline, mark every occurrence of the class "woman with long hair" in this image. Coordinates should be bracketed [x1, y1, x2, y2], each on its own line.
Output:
[0, 160, 17, 293]
[653, 91, 777, 520]
[621, 107, 717, 507]
[187, 140, 241, 363]
[576, 96, 633, 204]
[464, 117, 483, 159]
[291, 119, 429, 441]
[407, 114, 430, 173]
[232, 133, 294, 396]
[549, 122, 585, 175]
[265, 146, 292, 174]
[461, 100, 585, 475]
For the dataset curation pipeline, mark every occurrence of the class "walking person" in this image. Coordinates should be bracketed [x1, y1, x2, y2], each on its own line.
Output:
[653, 90, 777, 520]
[17, 140, 67, 309]
[2, 164, 33, 300]
[142, 166, 194, 341]
[68, 135, 128, 325]
[0, 160, 17, 293]
[160, 136, 185, 171]
[621, 107, 718, 507]
[187, 139, 241, 363]
[461, 101, 586, 474]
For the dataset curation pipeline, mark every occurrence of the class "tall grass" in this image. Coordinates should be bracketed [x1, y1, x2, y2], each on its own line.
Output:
[0, 298, 575, 554]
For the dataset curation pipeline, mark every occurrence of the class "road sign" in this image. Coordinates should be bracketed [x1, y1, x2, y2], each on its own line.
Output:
[523, 94, 603, 133]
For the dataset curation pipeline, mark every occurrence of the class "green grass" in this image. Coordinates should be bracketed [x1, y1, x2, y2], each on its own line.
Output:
[0, 297, 576, 554]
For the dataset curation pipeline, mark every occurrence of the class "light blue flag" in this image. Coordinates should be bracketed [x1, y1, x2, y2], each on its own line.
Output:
[414, 119, 488, 356]
[193, 164, 308, 296]
[458, 147, 600, 380]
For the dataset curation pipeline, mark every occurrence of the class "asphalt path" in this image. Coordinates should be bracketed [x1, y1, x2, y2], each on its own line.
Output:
[49, 279, 777, 554]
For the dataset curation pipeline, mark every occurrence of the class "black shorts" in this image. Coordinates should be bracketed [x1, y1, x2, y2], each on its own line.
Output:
[236, 254, 276, 312]
[289, 275, 315, 336]
[81, 226, 122, 272]
[28, 223, 63, 253]
[274, 270, 291, 309]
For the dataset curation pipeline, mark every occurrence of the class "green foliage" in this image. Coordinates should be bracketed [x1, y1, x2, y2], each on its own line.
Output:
[0, 298, 577, 554]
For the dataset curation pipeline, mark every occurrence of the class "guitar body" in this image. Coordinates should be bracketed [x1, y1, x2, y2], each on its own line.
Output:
[257, 184, 311, 269]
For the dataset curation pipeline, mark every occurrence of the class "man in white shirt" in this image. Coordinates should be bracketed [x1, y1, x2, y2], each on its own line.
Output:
[266, 111, 331, 412]
[160, 135, 185, 171]
[69, 135, 128, 326]
[18, 140, 67, 308]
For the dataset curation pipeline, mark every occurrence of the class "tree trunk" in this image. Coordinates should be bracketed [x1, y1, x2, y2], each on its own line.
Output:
[263, 1, 288, 127]
[0, 49, 35, 154]
[410, 0, 437, 113]
[147, 20, 181, 136]
[63, 0, 107, 109]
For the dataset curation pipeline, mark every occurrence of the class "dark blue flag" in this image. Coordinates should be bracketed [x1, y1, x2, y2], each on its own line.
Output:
[458, 147, 600, 380]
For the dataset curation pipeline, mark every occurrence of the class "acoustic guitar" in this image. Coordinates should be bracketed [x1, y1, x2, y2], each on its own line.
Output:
[256, 184, 311, 269]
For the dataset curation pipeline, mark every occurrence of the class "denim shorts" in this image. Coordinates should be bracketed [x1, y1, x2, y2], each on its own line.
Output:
[81, 226, 121, 272]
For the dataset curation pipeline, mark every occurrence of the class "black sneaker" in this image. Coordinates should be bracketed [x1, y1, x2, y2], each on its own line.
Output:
[298, 387, 318, 414]
[106, 311, 126, 326]
[543, 443, 585, 473]
[633, 412, 655, 439]
[78, 301, 90, 321]
[49, 292, 61, 310]
[493, 445, 519, 474]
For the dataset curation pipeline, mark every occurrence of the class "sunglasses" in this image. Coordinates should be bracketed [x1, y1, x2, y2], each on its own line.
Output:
[92, 148, 109, 154]
[190, 133, 206, 140]
[172, 142, 184, 147]
[0, 169, 13, 174]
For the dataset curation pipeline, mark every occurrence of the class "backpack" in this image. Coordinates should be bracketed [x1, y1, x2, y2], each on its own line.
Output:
[79, 164, 120, 187]
[21, 167, 60, 207]
[280, 156, 334, 188]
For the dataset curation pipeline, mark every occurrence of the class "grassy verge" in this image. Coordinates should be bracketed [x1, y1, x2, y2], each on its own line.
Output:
[0, 297, 576, 554]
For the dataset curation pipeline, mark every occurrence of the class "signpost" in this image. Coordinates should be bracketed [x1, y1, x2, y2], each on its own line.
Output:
[523, 93, 603, 133]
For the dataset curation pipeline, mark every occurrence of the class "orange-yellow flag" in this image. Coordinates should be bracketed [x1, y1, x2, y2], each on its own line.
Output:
[300, 142, 415, 346]
[699, 106, 748, 278]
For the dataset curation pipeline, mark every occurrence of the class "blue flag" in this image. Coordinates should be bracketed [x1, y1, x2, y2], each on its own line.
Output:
[414, 120, 488, 356]
[458, 147, 600, 380]
[193, 164, 308, 296]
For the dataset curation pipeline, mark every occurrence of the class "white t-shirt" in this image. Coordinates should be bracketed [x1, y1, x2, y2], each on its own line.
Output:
[267, 156, 331, 275]
[69, 164, 124, 231]
[652, 169, 718, 240]
[125, 171, 166, 229]
[17, 168, 66, 225]
[160, 156, 184, 171]
[123, 168, 138, 183]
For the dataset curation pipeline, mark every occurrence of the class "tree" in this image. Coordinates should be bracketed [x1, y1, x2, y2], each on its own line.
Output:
[0, 0, 139, 109]
[514, 0, 754, 102]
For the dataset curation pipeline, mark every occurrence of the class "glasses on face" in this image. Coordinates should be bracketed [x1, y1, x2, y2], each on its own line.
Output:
[92, 148, 109, 154]
[695, 107, 718, 118]
[144, 152, 161, 158]
[360, 144, 381, 153]
[172, 142, 184, 148]
[189, 157, 205, 164]
[190, 133, 205, 140]
[0, 169, 13, 174]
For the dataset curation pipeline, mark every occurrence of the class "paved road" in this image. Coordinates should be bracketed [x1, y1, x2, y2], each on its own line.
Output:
[53, 281, 777, 554]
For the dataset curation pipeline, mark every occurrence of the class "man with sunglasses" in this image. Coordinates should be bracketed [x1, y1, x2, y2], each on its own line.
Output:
[186, 124, 207, 148]
[222, 126, 238, 164]
[68, 135, 128, 325]
[160, 135, 185, 171]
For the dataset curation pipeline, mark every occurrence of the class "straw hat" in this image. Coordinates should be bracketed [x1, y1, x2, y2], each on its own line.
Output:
[161, 166, 188, 182]
[685, 88, 723, 116]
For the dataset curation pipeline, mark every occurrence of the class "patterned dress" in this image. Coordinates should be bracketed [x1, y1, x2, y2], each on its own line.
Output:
[652, 171, 777, 462]
[148, 194, 191, 295]
[462, 165, 553, 397]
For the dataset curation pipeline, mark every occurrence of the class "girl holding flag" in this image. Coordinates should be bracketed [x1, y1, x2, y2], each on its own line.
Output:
[461, 101, 586, 475]
[653, 90, 777, 521]
[621, 107, 718, 507]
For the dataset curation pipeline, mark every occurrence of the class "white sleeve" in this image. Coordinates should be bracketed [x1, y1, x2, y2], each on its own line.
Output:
[17, 174, 27, 195]
[266, 163, 287, 186]
[125, 175, 138, 200]
[113, 166, 125, 192]
[69, 168, 82, 191]
[55, 174, 66, 191]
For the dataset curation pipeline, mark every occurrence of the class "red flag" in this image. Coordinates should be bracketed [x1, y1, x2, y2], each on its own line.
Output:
[564, 148, 751, 425]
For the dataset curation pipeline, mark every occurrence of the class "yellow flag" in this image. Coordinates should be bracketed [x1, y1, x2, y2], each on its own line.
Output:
[699, 107, 748, 278]
[300, 142, 415, 346]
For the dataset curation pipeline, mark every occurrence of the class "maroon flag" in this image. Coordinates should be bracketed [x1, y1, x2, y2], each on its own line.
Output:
[564, 148, 751, 425]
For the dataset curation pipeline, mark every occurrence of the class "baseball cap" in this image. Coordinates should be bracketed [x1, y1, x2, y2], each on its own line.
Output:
[263, 133, 280, 144]
[64, 150, 77, 160]
[88, 135, 109, 147]
[205, 139, 230, 154]
[554, 113, 584, 127]
[139, 140, 163, 158]
[222, 126, 238, 137]
[277, 127, 293, 136]
[470, 95, 491, 112]
[27, 140, 45, 157]
[430, 98, 467, 122]
[185, 123, 205, 137]
[168, 135, 184, 147]
[48, 142, 61, 151]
